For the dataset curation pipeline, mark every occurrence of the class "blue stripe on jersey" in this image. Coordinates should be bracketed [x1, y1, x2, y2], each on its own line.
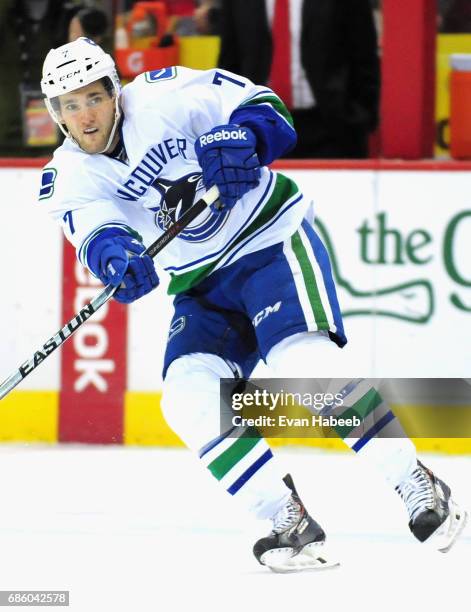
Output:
[222, 194, 303, 268]
[351, 411, 396, 453]
[243, 89, 277, 101]
[301, 219, 345, 338]
[227, 449, 273, 495]
[164, 171, 275, 273]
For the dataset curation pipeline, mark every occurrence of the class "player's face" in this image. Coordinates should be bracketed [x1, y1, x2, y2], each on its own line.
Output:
[58, 80, 118, 153]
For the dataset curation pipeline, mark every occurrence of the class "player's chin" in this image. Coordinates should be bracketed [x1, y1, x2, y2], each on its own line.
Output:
[78, 136, 106, 154]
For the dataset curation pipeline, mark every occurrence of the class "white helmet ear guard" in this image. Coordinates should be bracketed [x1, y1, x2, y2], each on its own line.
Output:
[41, 37, 122, 153]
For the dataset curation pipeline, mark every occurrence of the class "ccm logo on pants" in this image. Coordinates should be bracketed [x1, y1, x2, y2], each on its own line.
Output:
[252, 301, 282, 327]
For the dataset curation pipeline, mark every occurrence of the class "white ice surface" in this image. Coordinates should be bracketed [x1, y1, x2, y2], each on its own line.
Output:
[0, 446, 468, 612]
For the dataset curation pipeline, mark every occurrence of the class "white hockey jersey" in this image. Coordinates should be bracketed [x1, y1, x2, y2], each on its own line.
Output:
[38, 66, 309, 294]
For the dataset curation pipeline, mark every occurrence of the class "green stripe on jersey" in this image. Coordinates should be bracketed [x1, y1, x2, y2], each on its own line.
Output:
[239, 94, 294, 126]
[207, 428, 261, 481]
[334, 388, 384, 439]
[168, 173, 300, 295]
[291, 231, 329, 329]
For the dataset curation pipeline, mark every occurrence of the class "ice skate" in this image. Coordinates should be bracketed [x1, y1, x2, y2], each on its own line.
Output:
[396, 460, 468, 552]
[253, 474, 339, 573]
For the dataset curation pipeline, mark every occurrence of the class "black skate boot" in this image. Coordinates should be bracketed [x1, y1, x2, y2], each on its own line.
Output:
[253, 474, 338, 572]
[396, 460, 468, 552]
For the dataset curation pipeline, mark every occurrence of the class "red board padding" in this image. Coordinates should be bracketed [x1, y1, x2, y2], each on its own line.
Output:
[3, 158, 471, 171]
[271, 159, 471, 171]
[59, 240, 127, 444]
[450, 70, 471, 159]
[381, 0, 436, 159]
[0, 158, 51, 167]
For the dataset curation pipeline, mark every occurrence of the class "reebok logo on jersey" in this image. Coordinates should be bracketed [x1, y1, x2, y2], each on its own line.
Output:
[198, 129, 248, 147]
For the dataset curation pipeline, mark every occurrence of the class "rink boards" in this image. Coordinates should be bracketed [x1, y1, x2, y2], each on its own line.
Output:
[0, 159, 470, 451]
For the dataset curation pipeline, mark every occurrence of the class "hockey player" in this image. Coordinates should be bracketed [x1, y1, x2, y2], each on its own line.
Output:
[39, 38, 467, 572]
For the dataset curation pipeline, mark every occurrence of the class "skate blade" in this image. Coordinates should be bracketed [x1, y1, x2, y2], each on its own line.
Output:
[262, 542, 340, 574]
[434, 501, 468, 553]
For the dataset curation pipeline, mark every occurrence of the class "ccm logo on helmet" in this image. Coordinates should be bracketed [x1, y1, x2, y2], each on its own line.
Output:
[199, 129, 248, 146]
[59, 71, 81, 81]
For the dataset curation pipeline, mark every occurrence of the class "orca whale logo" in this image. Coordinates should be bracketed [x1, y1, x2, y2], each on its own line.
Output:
[151, 173, 229, 243]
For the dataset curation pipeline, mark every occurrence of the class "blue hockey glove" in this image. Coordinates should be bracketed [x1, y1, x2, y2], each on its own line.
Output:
[195, 124, 261, 212]
[87, 231, 159, 304]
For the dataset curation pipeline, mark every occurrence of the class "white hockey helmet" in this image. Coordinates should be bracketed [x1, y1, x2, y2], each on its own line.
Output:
[41, 37, 122, 152]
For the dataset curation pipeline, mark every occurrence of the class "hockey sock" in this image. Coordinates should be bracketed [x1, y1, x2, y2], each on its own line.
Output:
[267, 332, 418, 487]
[328, 378, 417, 487]
[198, 425, 291, 519]
[162, 353, 291, 519]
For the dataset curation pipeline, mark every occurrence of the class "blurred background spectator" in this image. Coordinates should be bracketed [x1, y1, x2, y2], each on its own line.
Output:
[2, 0, 471, 159]
[194, 0, 221, 35]
[439, 0, 471, 33]
[120, 0, 202, 36]
[0, 0, 111, 157]
[68, 6, 109, 44]
[0, 0, 71, 156]
[218, 0, 380, 159]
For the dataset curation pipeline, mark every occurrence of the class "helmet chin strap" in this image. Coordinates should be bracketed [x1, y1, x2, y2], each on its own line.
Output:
[98, 96, 122, 154]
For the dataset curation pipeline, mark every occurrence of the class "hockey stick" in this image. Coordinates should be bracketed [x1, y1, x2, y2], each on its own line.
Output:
[0, 185, 220, 400]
